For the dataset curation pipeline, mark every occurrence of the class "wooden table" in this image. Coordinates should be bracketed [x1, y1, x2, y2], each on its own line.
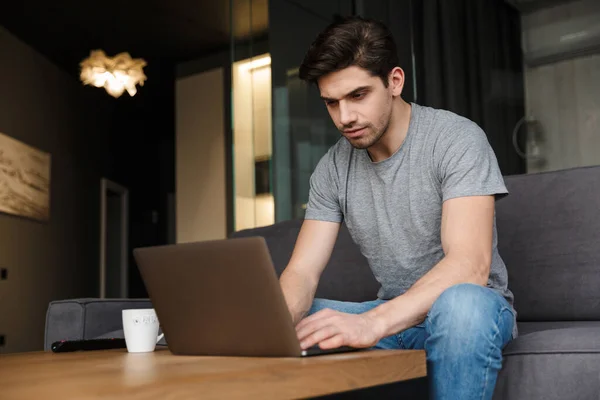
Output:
[0, 348, 426, 399]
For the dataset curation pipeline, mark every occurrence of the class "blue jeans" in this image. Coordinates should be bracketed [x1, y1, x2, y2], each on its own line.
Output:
[308, 283, 515, 400]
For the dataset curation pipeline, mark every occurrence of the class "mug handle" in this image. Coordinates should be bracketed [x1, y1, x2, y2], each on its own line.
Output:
[156, 333, 165, 344]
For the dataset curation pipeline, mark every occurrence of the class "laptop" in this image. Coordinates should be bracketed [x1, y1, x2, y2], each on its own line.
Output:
[132, 236, 359, 357]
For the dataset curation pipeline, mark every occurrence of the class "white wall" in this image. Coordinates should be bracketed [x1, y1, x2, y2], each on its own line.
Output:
[175, 68, 227, 243]
[524, 54, 600, 173]
[522, 0, 600, 173]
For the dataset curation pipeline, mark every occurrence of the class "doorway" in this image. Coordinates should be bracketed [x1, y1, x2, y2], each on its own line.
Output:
[99, 178, 129, 298]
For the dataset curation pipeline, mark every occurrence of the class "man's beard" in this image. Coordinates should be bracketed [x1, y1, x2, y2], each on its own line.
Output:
[341, 117, 391, 150]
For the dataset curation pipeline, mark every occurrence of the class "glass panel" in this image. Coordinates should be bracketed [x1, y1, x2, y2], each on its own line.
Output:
[269, 0, 418, 221]
[230, 0, 273, 231]
[271, 1, 351, 222]
[232, 54, 273, 230]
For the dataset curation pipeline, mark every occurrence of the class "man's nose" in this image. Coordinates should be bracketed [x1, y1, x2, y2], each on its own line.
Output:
[339, 102, 357, 126]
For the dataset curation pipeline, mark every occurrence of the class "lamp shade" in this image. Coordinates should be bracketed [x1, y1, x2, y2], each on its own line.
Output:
[80, 50, 147, 98]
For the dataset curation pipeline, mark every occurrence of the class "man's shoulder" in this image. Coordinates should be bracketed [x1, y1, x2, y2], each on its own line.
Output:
[414, 103, 478, 130]
[413, 103, 485, 148]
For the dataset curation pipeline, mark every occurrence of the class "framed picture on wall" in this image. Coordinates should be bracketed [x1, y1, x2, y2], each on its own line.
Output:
[0, 132, 51, 222]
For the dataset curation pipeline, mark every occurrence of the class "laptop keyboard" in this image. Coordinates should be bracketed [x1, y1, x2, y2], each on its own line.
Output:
[301, 345, 361, 357]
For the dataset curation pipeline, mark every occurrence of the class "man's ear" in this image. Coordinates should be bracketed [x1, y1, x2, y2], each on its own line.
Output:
[388, 67, 405, 97]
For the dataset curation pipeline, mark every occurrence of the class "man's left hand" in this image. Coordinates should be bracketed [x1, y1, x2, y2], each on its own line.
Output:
[295, 309, 384, 350]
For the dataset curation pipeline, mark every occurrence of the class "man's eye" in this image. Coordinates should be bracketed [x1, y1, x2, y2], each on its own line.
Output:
[352, 92, 365, 99]
[325, 100, 337, 106]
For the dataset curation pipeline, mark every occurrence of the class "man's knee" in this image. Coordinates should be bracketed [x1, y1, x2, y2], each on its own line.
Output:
[427, 283, 511, 337]
[425, 284, 514, 399]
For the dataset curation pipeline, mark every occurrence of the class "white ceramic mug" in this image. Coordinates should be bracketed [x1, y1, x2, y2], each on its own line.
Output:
[122, 309, 164, 353]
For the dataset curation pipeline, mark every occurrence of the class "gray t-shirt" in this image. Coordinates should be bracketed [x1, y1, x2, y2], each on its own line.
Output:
[305, 103, 514, 308]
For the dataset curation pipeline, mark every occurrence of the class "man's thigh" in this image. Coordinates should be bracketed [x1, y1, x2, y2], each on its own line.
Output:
[308, 298, 386, 315]
[308, 298, 402, 350]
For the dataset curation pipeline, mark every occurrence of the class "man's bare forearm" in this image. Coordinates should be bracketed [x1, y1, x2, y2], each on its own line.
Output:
[278, 219, 341, 325]
[280, 268, 319, 325]
[365, 254, 489, 338]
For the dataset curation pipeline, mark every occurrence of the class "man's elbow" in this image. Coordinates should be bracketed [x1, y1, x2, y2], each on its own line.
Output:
[450, 253, 491, 286]
[472, 255, 491, 286]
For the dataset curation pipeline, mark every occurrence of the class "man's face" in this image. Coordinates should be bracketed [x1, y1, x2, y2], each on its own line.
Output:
[318, 66, 393, 149]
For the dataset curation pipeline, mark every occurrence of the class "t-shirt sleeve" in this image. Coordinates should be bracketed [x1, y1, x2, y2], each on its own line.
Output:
[436, 120, 508, 202]
[304, 151, 343, 223]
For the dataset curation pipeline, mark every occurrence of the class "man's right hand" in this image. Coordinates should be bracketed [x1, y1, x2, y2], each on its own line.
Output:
[279, 219, 341, 325]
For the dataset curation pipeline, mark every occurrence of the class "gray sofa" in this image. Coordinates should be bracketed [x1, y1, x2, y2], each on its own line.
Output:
[45, 165, 600, 399]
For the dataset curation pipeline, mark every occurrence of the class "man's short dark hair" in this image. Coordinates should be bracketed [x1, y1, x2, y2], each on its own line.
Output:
[298, 16, 399, 87]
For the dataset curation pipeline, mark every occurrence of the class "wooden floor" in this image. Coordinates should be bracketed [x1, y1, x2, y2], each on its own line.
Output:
[0, 347, 427, 399]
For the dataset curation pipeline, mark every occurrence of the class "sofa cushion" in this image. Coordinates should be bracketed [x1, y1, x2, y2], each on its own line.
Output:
[231, 219, 379, 302]
[496, 166, 600, 321]
[45, 298, 153, 350]
[517, 320, 600, 336]
[505, 326, 600, 354]
[494, 326, 600, 400]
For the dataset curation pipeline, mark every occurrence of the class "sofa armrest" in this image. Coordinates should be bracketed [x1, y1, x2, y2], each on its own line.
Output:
[44, 298, 153, 351]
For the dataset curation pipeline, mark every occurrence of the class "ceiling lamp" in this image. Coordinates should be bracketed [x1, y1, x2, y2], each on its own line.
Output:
[79, 50, 147, 98]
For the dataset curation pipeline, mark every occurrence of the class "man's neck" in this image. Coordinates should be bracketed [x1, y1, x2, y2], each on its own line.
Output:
[367, 100, 412, 163]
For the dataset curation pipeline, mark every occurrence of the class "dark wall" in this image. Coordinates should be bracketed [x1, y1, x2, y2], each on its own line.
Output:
[0, 25, 176, 352]
[0, 25, 113, 353]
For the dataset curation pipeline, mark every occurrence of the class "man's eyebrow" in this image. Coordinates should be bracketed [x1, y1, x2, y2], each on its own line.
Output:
[320, 86, 371, 101]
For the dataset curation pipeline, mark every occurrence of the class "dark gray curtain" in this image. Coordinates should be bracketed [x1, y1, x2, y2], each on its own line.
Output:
[412, 0, 526, 176]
